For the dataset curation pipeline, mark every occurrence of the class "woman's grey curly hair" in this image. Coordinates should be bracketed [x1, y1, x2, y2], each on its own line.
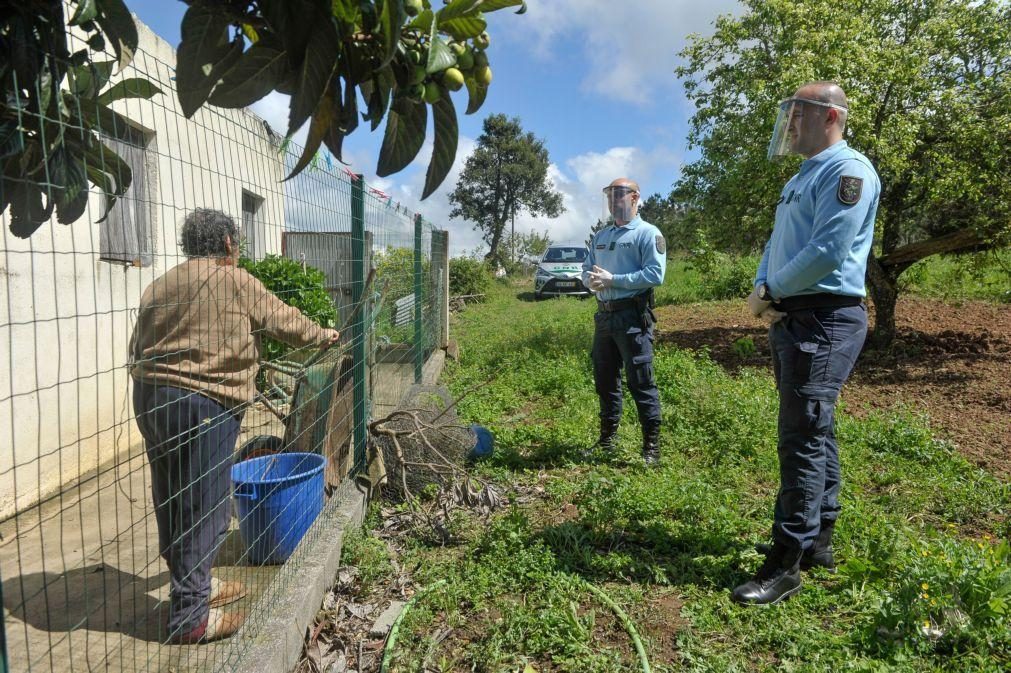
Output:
[179, 208, 239, 258]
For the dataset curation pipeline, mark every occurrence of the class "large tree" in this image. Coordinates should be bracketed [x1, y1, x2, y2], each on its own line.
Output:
[1, 0, 526, 237]
[674, 0, 1011, 345]
[448, 113, 564, 264]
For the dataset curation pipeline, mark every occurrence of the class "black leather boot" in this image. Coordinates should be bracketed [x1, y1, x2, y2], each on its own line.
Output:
[805, 519, 836, 571]
[641, 425, 661, 466]
[732, 541, 802, 605]
[582, 420, 619, 460]
[755, 520, 836, 572]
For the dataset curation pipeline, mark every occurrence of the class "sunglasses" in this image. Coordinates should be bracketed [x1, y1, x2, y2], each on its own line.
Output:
[603, 187, 639, 197]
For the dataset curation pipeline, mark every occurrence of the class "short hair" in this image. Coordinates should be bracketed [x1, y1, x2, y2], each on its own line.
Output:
[802, 81, 849, 129]
[179, 208, 239, 258]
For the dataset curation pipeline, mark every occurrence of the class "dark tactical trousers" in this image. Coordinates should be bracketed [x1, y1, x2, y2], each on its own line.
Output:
[133, 381, 242, 635]
[769, 304, 867, 550]
[591, 306, 661, 430]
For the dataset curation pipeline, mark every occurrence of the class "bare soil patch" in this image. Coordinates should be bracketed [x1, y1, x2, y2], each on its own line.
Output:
[654, 297, 1010, 477]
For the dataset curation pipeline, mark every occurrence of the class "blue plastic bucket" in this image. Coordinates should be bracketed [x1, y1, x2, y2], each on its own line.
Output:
[231, 452, 325, 565]
[467, 424, 494, 462]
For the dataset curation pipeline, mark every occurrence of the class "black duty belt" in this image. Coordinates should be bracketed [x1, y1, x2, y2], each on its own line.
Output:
[597, 297, 642, 312]
[773, 293, 863, 312]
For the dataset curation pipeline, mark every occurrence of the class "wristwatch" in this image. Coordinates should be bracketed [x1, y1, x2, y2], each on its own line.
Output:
[757, 283, 774, 302]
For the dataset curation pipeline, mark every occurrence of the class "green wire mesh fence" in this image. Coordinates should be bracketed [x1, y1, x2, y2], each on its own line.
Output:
[0, 22, 448, 673]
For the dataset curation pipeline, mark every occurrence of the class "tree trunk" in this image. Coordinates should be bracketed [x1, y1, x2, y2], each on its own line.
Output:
[865, 254, 901, 348]
[865, 228, 985, 348]
[485, 221, 505, 264]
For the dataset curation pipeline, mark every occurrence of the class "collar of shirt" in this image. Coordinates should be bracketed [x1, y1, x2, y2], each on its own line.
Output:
[802, 140, 848, 169]
[611, 216, 642, 231]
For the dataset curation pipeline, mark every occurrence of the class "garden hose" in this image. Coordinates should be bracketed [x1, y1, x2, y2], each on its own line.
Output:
[380, 579, 447, 673]
[378, 577, 651, 673]
[579, 578, 652, 673]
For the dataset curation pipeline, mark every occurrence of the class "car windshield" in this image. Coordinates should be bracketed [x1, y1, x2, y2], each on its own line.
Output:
[543, 247, 587, 263]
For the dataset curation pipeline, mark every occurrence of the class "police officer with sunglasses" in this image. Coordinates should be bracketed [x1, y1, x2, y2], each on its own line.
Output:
[733, 81, 881, 605]
[583, 178, 667, 465]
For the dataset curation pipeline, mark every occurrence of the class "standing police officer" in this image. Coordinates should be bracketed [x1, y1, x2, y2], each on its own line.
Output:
[583, 178, 667, 465]
[732, 82, 880, 605]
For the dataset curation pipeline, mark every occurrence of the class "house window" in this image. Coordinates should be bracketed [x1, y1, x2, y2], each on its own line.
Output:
[241, 190, 264, 259]
[100, 125, 153, 266]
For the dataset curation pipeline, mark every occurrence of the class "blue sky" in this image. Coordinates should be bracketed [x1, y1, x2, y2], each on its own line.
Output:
[133, 1, 741, 253]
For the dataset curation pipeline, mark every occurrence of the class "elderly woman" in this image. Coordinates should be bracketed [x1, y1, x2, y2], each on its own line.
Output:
[130, 209, 338, 643]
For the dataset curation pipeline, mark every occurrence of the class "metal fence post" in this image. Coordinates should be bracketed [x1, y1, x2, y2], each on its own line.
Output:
[430, 230, 450, 348]
[352, 174, 367, 470]
[0, 562, 7, 673]
[414, 213, 424, 384]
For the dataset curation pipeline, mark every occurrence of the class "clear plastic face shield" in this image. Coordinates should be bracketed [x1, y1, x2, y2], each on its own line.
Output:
[767, 97, 848, 160]
[602, 184, 639, 225]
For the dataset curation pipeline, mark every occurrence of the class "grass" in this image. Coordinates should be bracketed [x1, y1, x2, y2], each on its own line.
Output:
[899, 250, 1011, 304]
[349, 274, 1010, 672]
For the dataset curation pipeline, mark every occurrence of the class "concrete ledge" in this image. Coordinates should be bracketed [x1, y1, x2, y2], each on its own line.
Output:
[222, 481, 369, 673]
[422, 349, 445, 385]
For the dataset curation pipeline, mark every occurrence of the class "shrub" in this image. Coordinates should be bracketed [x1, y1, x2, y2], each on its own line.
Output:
[238, 254, 337, 362]
[449, 257, 492, 299]
[687, 230, 758, 300]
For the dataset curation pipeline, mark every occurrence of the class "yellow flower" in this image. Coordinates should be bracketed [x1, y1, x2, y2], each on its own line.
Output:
[931, 599, 937, 606]
[983, 534, 992, 541]
[923, 620, 931, 628]
[921, 593, 929, 599]
[921, 582, 929, 590]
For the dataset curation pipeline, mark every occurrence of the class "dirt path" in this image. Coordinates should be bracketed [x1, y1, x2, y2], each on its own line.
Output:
[654, 297, 1011, 477]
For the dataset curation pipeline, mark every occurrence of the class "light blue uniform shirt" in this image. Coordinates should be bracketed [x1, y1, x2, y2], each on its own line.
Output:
[582, 216, 667, 302]
[756, 141, 880, 299]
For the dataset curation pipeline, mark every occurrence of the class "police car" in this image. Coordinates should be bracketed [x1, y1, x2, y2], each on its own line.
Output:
[534, 245, 591, 299]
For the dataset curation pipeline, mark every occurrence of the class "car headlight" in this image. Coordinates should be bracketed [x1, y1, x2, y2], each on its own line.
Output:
[535, 267, 552, 278]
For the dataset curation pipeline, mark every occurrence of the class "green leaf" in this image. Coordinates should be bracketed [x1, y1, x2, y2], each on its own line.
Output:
[7, 181, 54, 238]
[440, 15, 487, 41]
[54, 159, 90, 225]
[376, 96, 427, 177]
[90, 102, 142, 143]
[176, 4, 236, 117]
[94, 0, 139, 72]
[208, 39, 289, 108]
[96, 78, 162, 105]
[287, 17, 341, 137]
[408, 9, 435, 32]
[422, 87, 458, 199]
[435, 0, 480, 22]
[464, 71, 488, 115]
[69, 0, 99, 26]
[377, 0, 406, 67]
[285, 84, 340, 180]
[362, 67, 394, 131]
[70, 60, 116, 98]
[331, 0, 360, 24]
[436, 0, 525, 19]
[475, 0, 526, 13]
[0, 120, 24, 161]
[86, 138, 133, 198]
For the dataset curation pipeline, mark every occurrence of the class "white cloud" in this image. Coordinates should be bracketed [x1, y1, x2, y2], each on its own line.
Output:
[503, 0, 741, 105]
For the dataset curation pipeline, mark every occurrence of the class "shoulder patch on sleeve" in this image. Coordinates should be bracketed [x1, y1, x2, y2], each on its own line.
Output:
[655, 234, 666, 255]
[837, 176, 863, 205]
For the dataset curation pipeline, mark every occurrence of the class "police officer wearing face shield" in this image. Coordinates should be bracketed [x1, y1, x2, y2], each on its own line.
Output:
[582, 178, 667, 466]
[732, 82, 880, 606]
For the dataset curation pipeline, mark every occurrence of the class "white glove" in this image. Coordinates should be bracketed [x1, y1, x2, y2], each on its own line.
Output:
[587, 265, 614, 291]
[746, 287, 771, 317]
[760, 307, 786, 325]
